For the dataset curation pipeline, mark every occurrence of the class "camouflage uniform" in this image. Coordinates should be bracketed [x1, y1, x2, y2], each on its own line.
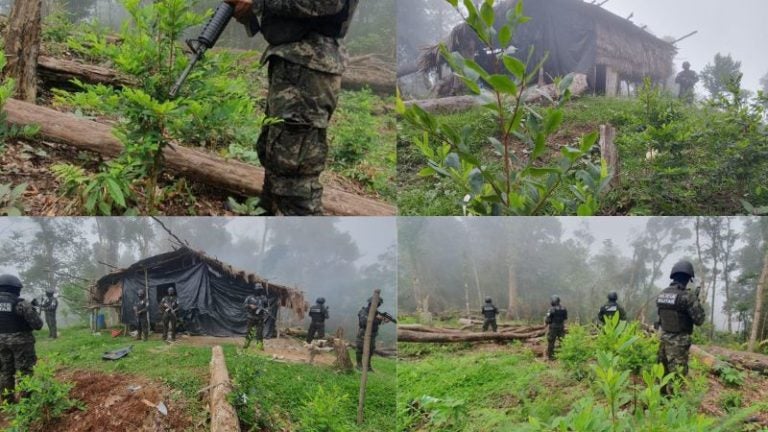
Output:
[675, 66, 698, 104]
[306, 300, 329, 343]
[481, 301, 498, 332]
[656, 282, 706, 377]
[134, 295, 150, 341]
[244, 294, 268, 348]
[545, 304, 568, 360]
[355, 304, 382, 370]
[254, 0, 357, 215]
[0, 292, 44, 400]
[160, 295, 179, 341]
[40, 294, 58, 339]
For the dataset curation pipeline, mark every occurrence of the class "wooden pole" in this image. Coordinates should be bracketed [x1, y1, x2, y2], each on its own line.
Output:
[144, 268, 151, 335]
[748, 248, 768, 352]
[210, 346, 241, 432]
[599, 124, 620, 191]
[357, 288, 381, 425]
[3, 0, 42, 102]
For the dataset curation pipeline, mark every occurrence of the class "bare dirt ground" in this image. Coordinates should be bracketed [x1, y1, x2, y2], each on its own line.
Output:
[171, 334, 336, 366]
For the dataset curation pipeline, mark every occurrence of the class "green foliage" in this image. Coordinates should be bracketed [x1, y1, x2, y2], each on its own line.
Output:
[0, 361, 83, 432]
[713, 364, 744, 388]
[701, 53, 743, 98]
[558, 324, 595, 379]
[42, 5, 76, 45]
[719, 390, 742, 412]
[411, 395, 468, 429]
[0, 51, 40, 152]
[397, 0, 609, 215]
[226, 197, 266, 216]
[51, 163, 135, 216]
[296, 386, 353, 432]
[0, 182, 28, 216]
[595, 314, 658, 374]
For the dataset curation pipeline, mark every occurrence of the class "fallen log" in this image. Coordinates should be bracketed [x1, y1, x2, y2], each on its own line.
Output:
[209, 345, 240, 432]
[37, 55, 135, 88]
[3, 99, 395, 216]
[698, 345, 768, 374]
[690, 345, 730, 371]
[398, 328, 546, 343]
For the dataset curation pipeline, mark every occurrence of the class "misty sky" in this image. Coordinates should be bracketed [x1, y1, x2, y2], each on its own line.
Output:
[604, 0, 768, 92]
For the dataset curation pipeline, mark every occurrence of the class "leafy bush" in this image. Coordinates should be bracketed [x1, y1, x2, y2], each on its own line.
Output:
[595, 314, 658, 374]
[0, 182, 28, 216]
[296, 386, 354, 432]
[558, 324, 595, 379]
[0, 361, 83, 432]
[713, 364, 744, 388]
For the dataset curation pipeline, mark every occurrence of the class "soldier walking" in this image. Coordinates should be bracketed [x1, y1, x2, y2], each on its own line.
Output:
[481, 297, 499, 332]
[656, 260, 705, 392]
[134, 290, 150, 341]
[545, 295, 567, 360]
[306, 297, 329, 343]
[597, 292, 626, 325]
[226, 0, 360, 215]
[40, 290, 58, 339]
[0, 275, 44, 402]
[160, 287, 179, 342]
[244, 285, 269, 349]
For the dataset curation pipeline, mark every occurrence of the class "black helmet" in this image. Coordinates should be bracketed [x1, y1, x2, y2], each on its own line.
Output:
[367, 296, 383, 306]
[168, 287, 176, 295]
[254, 283, 265, 296]
[550, 295, 560, 306]
[670, 260, 695, 279]
[138, 290, 146, 298]
[0, 274, 23, 295]
[683, 61, 691, 69]
[485, 297, 492, 303]
[607, 292, 618, 302]
[317, 297, 326, 304]
[46, 290, 55, 297]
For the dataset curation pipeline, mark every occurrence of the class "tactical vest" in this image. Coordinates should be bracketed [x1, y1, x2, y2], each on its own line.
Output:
[548, 306, 567, 326]
[656, 287, 693, 334]
[309, 305, 326, 323]
[261, 0, 359, 46]
[358, 306, 380, 333]
[482, 305, 497, 319]
[602, 303, 618, 317]
[0, 297, 33, 333]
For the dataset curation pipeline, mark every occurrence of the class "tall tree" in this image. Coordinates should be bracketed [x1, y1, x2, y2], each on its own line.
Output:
[701, 53, 743, 98]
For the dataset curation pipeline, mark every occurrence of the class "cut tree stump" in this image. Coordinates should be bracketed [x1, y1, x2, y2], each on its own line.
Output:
[599, 124, 620, 191]
[3, 0, 43, 102]
[333, 327, 353, 373]
[209, 345, 240, 432]
[3, 98, 395, 216]
[398, 327, 546, 343]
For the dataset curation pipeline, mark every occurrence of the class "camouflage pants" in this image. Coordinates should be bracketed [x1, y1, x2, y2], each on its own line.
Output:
[306, 322, 325, 343]
[136, 314, 149, 341]
[658, 332, 692, 377]
[547, 326, 565, 359]
[0, 342, 36, 399]
[257, 57, 342, 216]
[45, 311, 57, 339]
[355, 330, 377, 369]
[162, 313, 177, 341]
[482, 318, 497, 332]
[244, 317, 264, 348]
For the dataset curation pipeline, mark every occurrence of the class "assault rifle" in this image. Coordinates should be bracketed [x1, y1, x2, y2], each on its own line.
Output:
[378, 311, 397, 324]
[169, 2, 260, 98]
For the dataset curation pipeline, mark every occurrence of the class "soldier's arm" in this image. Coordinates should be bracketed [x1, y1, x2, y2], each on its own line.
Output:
[687, 294, 706, 326]
[564, 309, 568, 321]
[324, 308, 329, 320]
[16, 301, 44, 330]
[264, 0, 347, 19]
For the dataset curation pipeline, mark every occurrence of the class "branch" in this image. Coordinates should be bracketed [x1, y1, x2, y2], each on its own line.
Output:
[151, 216, 189, 247]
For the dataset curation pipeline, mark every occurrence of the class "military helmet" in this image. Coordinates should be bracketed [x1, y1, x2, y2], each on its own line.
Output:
[670, 260, 695, 279]
[317, 297, 326, 304]
[367, 296, 383, 306]
[254, 283, 266, 295]
[45, 290, 55, 297]
[682, 61, 691, 69]
[607, 292, 618, 302]
[550, 295, 560, 306]
[138, 290, 146, 298]
[485, 297, 492, 303]
[0, 274, 23, 295]
[167, 287, 176, 295]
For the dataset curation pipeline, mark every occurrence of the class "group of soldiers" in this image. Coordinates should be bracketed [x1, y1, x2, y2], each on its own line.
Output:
[132, 287, 185, 343]
[479, 259, 706, 388]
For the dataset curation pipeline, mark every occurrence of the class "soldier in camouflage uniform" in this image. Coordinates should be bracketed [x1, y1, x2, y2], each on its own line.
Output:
[244, 285, 269, 349]
[675, 62, 698, 104]
[481, 297, 499, 332]
[40, 290, 58, 339]
[160, 287, 179, 342]
[597, 292, 626, 326]
[133, 290, 150, 341]
[226, 0, 360, 215]
[306, 297, 329, 343]
[656, 260, 705, 391]
[0, 275, 44, 401]
[355, 297, 392, 372]
[545, 295, 567, 360]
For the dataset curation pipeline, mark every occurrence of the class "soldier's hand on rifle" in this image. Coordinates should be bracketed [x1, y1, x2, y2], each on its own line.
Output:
[224, 0, 254, 23]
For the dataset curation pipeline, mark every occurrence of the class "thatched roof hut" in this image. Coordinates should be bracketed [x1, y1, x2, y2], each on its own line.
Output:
[420, 0, 676, 96]
[90, 247, 307, 336]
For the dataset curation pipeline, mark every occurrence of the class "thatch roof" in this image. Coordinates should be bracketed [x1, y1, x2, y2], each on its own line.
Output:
[420, 0, 675, 84]
[91, 247, 307, 318]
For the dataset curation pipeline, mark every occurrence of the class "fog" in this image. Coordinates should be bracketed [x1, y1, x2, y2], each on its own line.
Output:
[399, 217, 765, 335]
[0, 217, 397, 346]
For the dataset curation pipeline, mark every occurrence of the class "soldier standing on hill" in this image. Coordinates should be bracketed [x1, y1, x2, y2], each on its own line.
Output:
[0, 275, 44, 402]
[675, 62, 698, 104]
[225, 0, 360, 215]
[597, 292, 626, 325]
[545, 295, 567, 360]
[306, 297, 329, 343]
[481, 297, 499, 332]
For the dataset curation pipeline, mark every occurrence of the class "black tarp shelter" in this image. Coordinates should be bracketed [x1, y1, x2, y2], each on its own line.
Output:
[90, 247, 307, 337]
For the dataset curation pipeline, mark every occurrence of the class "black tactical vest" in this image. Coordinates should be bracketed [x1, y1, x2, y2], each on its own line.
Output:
[482, 305, 497, 319]
[0, 296, 33, 333]
[602, 303, 619, 317]
[309, 304, 326, 323]
[261, 0, 359, 46]
[548, 306, 567, 326]
[656, 286, 693, 334]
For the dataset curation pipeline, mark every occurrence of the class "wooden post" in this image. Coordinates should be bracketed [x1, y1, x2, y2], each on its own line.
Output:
[748, 249, 768, 352]
[333, 327, 353, 373]
[3, 0, 42, 102]
[357, 289, 381, 425]
[599, 124, 620, 191]
[144, 269, 151, 334]
[210, 346, 241, 432]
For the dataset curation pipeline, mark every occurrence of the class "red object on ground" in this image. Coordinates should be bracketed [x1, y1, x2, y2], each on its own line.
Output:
[111, 329, 123, 338]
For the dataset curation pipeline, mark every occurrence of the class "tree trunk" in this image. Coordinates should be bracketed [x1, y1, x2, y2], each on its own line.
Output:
[506, 264, 518, 320]
[3, 99, 395, 216]
[599, 124, 620, 191]
[332, 327, 353, 373]
[37, 55, 135, 88]
[209, 345, 241, 432]
[398, 328, 546, 343]
[357, 289, 380, 425]
[3, 0, 42, 102]
[698, 344, 768, 374]
[748, 248, 768, 352]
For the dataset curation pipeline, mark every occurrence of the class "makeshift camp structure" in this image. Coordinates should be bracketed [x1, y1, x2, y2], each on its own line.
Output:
[90, 247, 307, 337]
[419, 0, 676, 97]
